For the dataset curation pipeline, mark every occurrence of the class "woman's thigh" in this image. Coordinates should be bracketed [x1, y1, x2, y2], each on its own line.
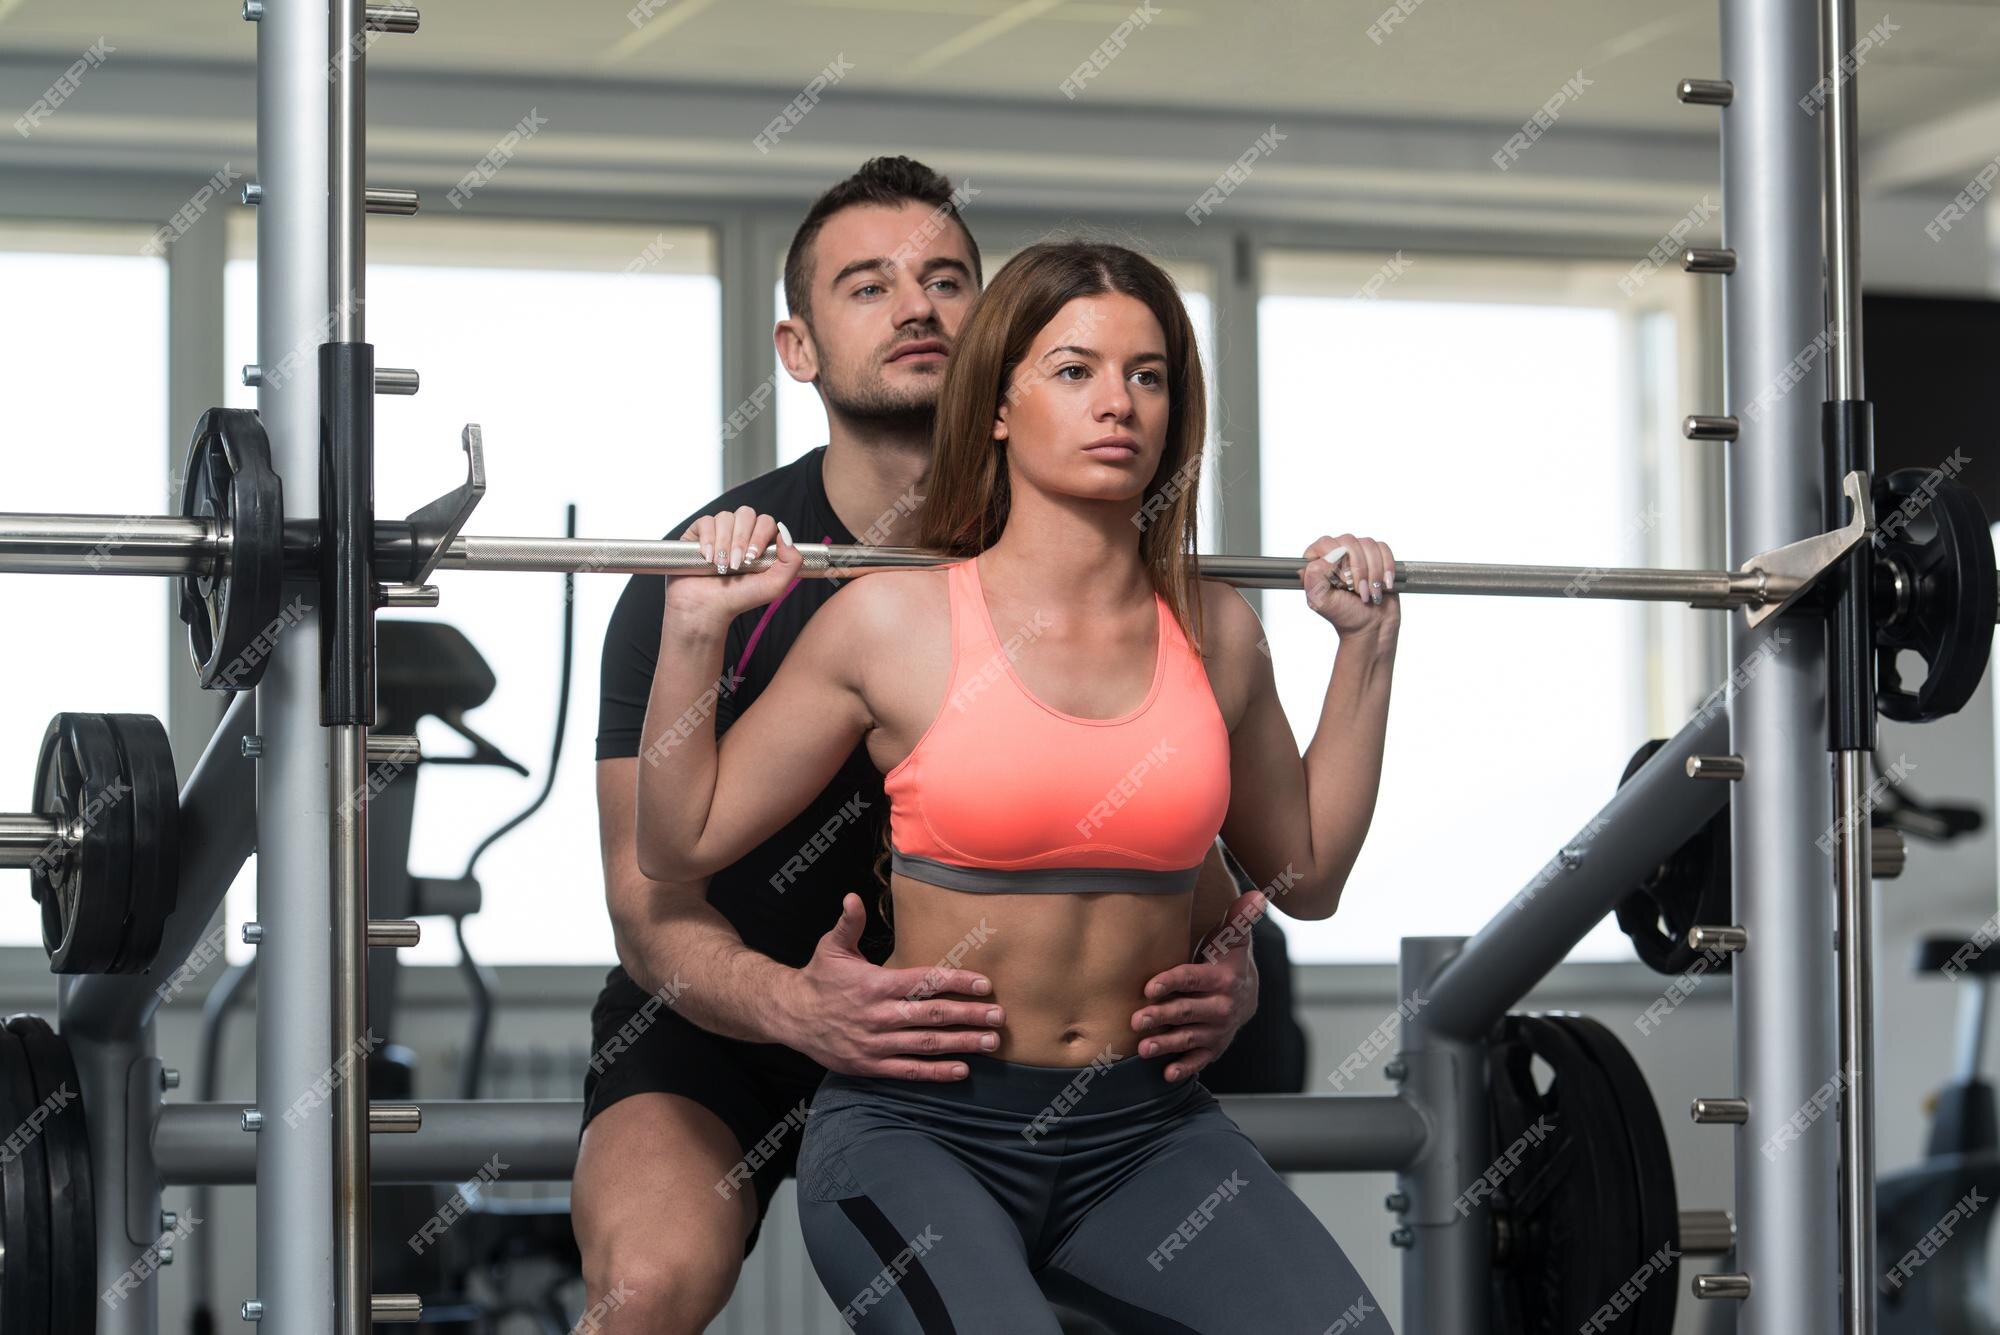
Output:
[1039, 1106, 1387, 1335]
[796, 1106, 1065, 1335]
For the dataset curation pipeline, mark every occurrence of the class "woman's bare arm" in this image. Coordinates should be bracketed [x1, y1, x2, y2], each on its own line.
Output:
[1210, 543, 1399, 920]
[633, 568, 874, 883]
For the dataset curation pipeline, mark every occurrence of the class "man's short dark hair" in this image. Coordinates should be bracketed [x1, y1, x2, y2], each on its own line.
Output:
[782, 155, 981, 326]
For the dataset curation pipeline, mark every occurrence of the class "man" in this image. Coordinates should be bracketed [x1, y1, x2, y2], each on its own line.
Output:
[575, 156, 1287, 1333]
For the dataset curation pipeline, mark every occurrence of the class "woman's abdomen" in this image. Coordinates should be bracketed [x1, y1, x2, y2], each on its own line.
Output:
[884, 875, 1194, 1067]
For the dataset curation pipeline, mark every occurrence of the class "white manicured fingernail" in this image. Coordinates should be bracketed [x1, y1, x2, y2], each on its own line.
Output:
[778, 521, 794, 549]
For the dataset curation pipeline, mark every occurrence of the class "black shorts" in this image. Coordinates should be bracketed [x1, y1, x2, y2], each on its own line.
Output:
[582, 966, 828, 1255]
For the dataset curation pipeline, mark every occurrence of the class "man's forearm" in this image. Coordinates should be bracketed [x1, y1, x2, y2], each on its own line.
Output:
[613, 894, 803, 1048]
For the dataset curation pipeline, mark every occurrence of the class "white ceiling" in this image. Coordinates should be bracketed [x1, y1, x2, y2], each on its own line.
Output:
[0, 0, 1994, 135]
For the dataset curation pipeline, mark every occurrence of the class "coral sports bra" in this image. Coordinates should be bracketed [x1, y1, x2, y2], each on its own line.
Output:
[883, 557, 1232, 894]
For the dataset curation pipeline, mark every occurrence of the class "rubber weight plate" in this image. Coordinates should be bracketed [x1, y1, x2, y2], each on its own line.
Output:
[1489, 1014, 1647, 1334]
[0, 1024, 53, 1333]
[7, 1015, 93, 1333]
[103, 713, 180, 974]
[177, 407, 284, 691]
[1611, 740, 1731, 976]
[32, 713, 135, 974]
[1874, 468, 1998, 724]
[1548, 1013, 1680, 1335]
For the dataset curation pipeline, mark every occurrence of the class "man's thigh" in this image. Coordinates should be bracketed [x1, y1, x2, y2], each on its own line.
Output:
[573, 1093, 758, 1303]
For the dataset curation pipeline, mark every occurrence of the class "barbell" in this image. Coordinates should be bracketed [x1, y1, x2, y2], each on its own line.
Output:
[1, 409, 1992, 720]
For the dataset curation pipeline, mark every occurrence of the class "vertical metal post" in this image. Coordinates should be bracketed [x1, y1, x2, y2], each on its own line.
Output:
[254, 2, 337, 1330]
[1397, 936, 1488, 1335]
[1719, 0, 1842, 1329]
[1819, 0, 1878, 1325]
[327, 3, 377, 1333]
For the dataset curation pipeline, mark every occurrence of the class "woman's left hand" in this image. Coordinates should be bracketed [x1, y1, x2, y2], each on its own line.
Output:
[1302, 533, 1398, 638]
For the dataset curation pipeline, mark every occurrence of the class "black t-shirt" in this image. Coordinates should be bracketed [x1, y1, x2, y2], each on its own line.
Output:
[597, 446, 894, 969]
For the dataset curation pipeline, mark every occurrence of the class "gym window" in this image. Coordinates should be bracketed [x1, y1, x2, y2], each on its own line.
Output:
[0, 222, 171, 949]
[219, 216, 721, 965]
[1256, 250, 1712, 964]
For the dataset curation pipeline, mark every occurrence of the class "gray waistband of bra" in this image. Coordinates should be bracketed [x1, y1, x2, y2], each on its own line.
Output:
[891, 849, 1200, 895]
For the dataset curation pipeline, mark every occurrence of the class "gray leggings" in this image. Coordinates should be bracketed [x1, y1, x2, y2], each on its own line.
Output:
[794, 1052, 1387, 1334]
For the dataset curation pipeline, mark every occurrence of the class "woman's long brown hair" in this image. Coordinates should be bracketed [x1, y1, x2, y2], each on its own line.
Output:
[870, 240, 1212, 908]
[915, 239, 1209, 649]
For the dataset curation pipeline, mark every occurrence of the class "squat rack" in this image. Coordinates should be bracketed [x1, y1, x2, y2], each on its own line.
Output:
[12, 0, 1906, 1329]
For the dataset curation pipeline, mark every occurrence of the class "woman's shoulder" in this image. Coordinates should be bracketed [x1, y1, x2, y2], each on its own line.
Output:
[1194, 576, 1263, 657]
[818, 563, 955, 638]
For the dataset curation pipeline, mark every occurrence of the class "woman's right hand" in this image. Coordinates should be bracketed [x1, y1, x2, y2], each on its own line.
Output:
[664, 506, 804, 625]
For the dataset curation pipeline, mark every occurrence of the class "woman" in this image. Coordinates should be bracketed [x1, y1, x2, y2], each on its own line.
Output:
[636, 241, 1397, 1334]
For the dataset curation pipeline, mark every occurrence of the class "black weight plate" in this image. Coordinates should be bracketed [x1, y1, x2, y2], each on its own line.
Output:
[177, 407, 284, 692]
[0, 1024, 54, 1333]
[1550, 1013, 1680, 1335]
[1875, 469, 1997, 724]
[1489, 1014, 1644, 1334]
[104, 714, 180, 974]
[8, 1015, 93, 1334]
[32, 714, 134, 974]
[1611, 741, 1732, 977]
